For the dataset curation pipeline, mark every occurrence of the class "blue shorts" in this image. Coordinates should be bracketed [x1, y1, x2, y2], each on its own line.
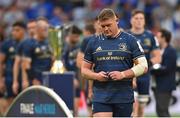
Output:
[92, 102, 133, 117]
[136, 74, 150, 95]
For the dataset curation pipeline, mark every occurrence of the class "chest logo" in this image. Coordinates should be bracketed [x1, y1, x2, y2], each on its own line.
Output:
[118, 43, 127, 51]
[9, 47, 15, 52]
[96, 46, 102, 52]
[35, 47, 41, 53]
[143, 38, 151, 46]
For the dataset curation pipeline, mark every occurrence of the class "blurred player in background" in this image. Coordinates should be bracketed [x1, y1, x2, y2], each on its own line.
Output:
[76, 22, 96, 116]
[26, 19, 37, 39]
[152, 29, 177, 117]
[62, 25, 82, 116]
[0, 21, 26, 114]
[128, 9, 161, 117]
[12, 20, 37, 94]
[81, 8, 148, 117]
[22, 17, 53, 85]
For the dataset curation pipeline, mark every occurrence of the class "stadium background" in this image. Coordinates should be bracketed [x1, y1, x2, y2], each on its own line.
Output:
[0, 0, 180, 117]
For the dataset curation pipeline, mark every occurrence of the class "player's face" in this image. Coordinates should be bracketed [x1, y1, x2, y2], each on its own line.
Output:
[12, 26, 25, 41]
[131, 13, 145, 29]
[99, 17, 118, 37]
[67, 34, 80, 45]
[27, 21, 37, 38]
[36, 20, 49, 39]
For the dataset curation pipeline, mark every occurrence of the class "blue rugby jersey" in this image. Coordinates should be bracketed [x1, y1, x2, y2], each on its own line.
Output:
[0, 39, 19, 78]
[16, 39, 34, 56]
[84, 31, 145, 103]
[63, 43, 80, 72]
[23, 39, 52, 80]
[128, 30, 159, 64]
[80, 35, 94, 53]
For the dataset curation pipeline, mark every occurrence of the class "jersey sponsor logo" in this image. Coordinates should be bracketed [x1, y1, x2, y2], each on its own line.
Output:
[96, 46, 102, 52]
[118, 43, 127, 51]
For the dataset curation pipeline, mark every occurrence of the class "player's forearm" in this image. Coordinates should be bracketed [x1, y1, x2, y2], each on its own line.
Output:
[0, 63, 4, 80]
[81, 68, 97, 80]
[88, 80, 93, 90]
[122, 56, 148, 79]
[13, 63, 19, 82]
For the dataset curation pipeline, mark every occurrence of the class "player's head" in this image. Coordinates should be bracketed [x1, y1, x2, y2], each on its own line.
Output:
[94, 17, 102, 35]
[98, 8, 119, 37]
[27, 19, 37, 38]
[83, 23, 96, 37]
[12, 21, 26, 41]
[130, 9, 145, 30]
[156, 28, 171, 47]
[36, 17, 49, 40]
[66, 25, 82, 45]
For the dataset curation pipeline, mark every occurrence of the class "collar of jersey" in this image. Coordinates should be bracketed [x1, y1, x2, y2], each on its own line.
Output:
[103, 31, 122, 40]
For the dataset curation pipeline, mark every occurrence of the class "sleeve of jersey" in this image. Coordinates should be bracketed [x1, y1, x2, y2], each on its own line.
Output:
[130, 37, 145, 60]
[22, 42, 33, 58]
[84, 39, 94, 64]
[80, 38, 88, 53]
[151, 35, 160, 50]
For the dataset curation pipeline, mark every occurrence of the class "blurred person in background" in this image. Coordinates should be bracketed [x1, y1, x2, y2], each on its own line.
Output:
[0, 21, 26, 114]
[76, 22, 96, 116]
[12, 20, 37, 95]
[26, 19, 37, 39]
[62, 25, 82, 117]
[22, 17, 53, 85]
[128, 9, 161, 117]
[151, 29, 177, 117]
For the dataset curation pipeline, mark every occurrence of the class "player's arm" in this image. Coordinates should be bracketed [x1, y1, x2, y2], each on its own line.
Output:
[12, 55, 21, 94]
[88, 80, 93, 99]
[109, 56, 148, 80]
[0, 53, 6, 93]
[76, 51, 84, 69]
[21, 43, 33, 85]
[150, 49, 161, 65]
[81, 61, 108, 81]
[22, 57, 31, 83]
[0, 53, 5, 80]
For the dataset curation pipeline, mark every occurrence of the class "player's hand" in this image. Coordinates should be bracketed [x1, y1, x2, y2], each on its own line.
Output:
[95, 71, 108, 82]
[12, 80, 19, 95]
[108, 71, 125, 81]
[22, 80, 29, 90]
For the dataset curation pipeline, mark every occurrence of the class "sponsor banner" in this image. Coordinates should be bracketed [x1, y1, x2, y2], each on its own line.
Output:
[5, 86, 73, 117]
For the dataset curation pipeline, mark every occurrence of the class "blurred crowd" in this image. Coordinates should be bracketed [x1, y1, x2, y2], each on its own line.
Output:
[0, 0, 180, 117]
[0, 0, 180, 49]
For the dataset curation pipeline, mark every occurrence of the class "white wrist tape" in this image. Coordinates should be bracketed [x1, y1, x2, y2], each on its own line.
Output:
[131, 56, 148, 77]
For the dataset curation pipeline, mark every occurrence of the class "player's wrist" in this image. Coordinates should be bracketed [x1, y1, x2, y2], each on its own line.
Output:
[121, 72, 126, 79]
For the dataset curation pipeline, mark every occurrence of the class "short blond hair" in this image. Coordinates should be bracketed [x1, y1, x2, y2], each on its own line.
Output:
[98, 8, 116, 21]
